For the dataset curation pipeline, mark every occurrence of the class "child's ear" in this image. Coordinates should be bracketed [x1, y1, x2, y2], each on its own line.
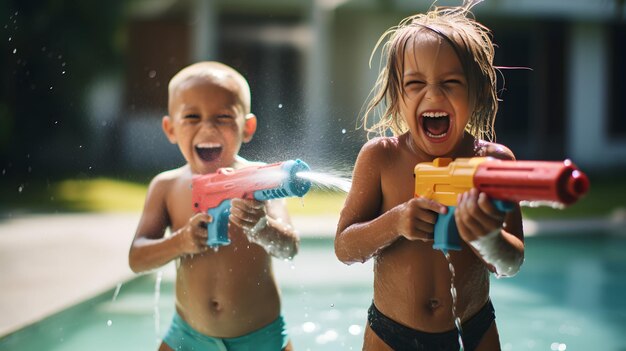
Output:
[162, 116, 177, 144]
[242, 113, 257, 143]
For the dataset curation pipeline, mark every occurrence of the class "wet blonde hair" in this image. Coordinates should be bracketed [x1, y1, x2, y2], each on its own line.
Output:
[168, 61, 251, 115]
[362, 0, 497, 141]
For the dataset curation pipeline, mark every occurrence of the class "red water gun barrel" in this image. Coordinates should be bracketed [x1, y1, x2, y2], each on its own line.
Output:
[473, 159, 590, 206]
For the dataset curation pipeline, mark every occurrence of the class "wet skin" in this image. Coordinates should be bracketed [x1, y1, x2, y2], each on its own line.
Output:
[129, 69, 297, 350]
[335, 37, 524, 350]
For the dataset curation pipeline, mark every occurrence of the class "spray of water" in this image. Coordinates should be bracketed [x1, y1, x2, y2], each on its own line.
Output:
[153, 271, 163, 336]
[445, 253, 465, 351]
[520, 200, 565, 210]
[296, 171, 352, 193]
[111, 283, 123, 301]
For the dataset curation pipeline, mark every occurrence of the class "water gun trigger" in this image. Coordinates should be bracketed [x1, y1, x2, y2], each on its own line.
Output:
[206, 199, 232, 247]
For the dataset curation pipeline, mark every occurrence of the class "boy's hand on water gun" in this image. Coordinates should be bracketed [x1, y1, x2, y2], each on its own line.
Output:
[454, 188, 506, 242]
[229, 198, 268, 237]
[178, 212, 211, 254]
[396, 197, 448, 241]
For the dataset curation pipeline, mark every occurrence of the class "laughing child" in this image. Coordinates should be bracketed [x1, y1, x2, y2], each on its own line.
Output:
[129, 61, 297, 351]
[335, 2, 524, 350]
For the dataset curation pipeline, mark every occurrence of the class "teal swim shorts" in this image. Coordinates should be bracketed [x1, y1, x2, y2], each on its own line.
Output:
[163, 311, 289, 351]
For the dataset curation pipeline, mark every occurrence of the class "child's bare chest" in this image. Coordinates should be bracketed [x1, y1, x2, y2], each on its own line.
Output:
[167, 179, 195, 231]
[379, 155, 424, 212]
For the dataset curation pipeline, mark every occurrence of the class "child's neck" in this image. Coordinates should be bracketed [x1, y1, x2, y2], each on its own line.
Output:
[404, 132, 477, 160]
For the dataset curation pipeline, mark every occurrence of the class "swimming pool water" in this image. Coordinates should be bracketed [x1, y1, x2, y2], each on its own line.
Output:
[1, 232, 625, 350]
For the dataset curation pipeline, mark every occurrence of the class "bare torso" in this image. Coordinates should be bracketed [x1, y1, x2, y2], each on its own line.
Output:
[336, 132, 521, 342]
[372, 134, 490, 331]
[164, 168, 281, 338]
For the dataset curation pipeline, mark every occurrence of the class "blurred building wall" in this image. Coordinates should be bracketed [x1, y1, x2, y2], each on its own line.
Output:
[90, 0, 626, 173]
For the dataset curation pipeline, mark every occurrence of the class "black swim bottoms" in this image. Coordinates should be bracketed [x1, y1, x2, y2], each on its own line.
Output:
[368, 299, 495, 351]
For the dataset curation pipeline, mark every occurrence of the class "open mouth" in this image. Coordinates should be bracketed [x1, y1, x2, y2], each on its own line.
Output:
[195, 143, 222, 162]
[421, 112, 450, 139]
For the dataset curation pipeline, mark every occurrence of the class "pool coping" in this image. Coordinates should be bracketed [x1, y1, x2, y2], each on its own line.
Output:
[0, 211, 624, 337]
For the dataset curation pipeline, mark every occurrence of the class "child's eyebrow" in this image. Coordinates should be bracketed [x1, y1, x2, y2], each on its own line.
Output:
[403, 70, 465, 78]
[403, 71, 424, 78]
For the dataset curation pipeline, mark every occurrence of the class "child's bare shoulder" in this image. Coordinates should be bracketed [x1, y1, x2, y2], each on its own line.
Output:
[149, 165, 190, 191]
[360, 136, 401, 159]
[477, 140, 516, 161]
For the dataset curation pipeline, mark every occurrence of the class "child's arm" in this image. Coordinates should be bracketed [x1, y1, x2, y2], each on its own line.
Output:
[335, 139, 448, 264]
[229, 198, 299, 259]
[128, 175, 211, 273]
[455, 145, 525, 277]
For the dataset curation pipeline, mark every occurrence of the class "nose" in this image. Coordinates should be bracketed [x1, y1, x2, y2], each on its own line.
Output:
[200, 119, 218, 131]
[424, 84, 444, 101]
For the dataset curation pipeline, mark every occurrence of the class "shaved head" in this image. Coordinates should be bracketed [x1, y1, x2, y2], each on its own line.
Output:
[168, 61, 251, 115]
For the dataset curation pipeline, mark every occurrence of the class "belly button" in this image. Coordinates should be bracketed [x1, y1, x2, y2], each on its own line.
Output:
[428, 298, 441, 310]
[210, 299, 222, 312]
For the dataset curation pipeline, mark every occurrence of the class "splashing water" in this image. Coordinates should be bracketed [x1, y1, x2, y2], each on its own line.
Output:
[153, 271, 163, 335]
[296, 171, 352, 193]
[111, 283, 122, 301]
[444, 252, 465, 351]
[520, 200, 565, 209]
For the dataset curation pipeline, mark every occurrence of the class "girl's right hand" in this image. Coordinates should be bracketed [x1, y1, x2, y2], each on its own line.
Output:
[177, 212, 212, 254]
[395, 197, 447, 241]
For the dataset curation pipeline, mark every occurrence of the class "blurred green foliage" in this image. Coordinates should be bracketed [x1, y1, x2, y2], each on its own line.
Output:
[0, 0, 129, 177]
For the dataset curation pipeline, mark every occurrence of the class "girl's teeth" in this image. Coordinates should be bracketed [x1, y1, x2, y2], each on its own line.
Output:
[422, 112, 449, 118]
[425, 131, 447, 139]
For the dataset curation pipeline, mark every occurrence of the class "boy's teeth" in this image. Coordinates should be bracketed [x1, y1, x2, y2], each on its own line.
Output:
[196, 142, 221, 149]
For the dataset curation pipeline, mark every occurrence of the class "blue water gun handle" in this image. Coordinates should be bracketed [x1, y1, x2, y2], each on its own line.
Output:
[433, 200, 515, 254]
[206, 199, 232, 247]
[205, 159, 311, 248]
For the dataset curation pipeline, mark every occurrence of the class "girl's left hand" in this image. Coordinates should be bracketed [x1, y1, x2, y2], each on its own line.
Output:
[229, 198, 267, 232]
[454, 188, 506, 242]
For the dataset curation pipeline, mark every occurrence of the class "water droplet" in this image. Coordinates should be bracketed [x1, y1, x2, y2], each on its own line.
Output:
[62, 71, 66, 75]
[12, 48, 16, 54]
[348, 324, 362, 335]
[49, 86, 53, 90]
[278, 103, 283, 109]
[341, 128, 346, 134]
[302, 322, 316, 333]
[106, 320, 112, 327]
[330, 303, 334, 308]
[8, 37, 11, 41]
[18, 185, 23, 193]
[148, 70, 157, 78]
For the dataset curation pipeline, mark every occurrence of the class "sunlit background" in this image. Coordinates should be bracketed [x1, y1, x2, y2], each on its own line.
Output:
[1, 0, 625, 350]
